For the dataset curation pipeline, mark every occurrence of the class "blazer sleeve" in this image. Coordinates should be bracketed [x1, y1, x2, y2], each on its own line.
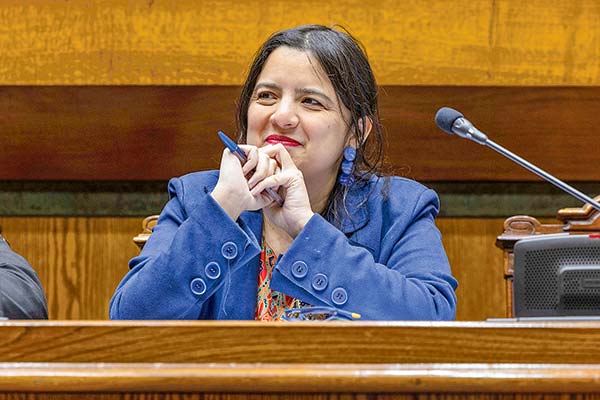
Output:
[109, 177, 261, 320]
[270, 188, 457, 320]
[0, 239, 48, 319]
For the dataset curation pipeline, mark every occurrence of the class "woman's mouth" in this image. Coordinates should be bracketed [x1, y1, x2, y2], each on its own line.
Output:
[265, 135, 302, 147]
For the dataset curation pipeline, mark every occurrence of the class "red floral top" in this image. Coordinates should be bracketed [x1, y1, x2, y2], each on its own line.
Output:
[255, 239, 305, 321]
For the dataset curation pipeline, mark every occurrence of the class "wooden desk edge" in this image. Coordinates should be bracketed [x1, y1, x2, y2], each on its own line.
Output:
[5, 320, 600, 328]
[1, 363, 600, 393]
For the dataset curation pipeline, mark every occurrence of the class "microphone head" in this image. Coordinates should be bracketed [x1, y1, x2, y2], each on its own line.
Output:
[435, 107, 464, 134]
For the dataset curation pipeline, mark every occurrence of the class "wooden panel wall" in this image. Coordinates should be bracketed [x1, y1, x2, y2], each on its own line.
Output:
[1, 0, 598, 85]
[0, 217, 506, 321]
[1, 218, 140, 320]
[1, 86, 600, 181]
[1, 1, 599, 181]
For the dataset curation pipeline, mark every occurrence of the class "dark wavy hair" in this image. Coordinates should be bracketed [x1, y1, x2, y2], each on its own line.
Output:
[236, 25, 384, 225]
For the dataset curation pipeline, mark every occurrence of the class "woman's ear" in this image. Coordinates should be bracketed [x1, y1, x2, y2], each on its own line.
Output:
[349, 116, 373, 147]
[358, 116, 373, 142]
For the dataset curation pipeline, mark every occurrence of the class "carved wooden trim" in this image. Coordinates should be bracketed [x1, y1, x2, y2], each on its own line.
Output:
[503, 215, 564, 235]
[495, 215, 564, 250]
[504, 215, 542, 235]
[133, 215, 159, 249]
[557, 195, 600, 221]
[557, 196, 600, 231]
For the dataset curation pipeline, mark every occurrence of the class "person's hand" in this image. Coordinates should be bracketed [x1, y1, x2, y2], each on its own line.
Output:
[211, 145, 279, 220]
[250, 144, 314, 237]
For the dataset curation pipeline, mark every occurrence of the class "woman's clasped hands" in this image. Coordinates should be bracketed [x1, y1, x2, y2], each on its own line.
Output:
[211, 143, 314, 238]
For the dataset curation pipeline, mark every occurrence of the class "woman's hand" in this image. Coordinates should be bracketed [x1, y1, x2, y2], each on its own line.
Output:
[211, 145, 278, 220]
[250, 144, 315, 237]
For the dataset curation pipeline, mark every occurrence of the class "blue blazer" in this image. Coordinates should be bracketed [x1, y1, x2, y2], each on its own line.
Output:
[110, 171, 457, 320]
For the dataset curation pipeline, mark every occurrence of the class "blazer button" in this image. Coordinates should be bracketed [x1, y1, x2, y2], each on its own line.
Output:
[311, 273, 328, 291]
[291, 261, 308, 279]
[221, 241, 238, 260]
[205, 262, 221, 280]
[331, 287, 348, 306]
[190, 278, 207, 295]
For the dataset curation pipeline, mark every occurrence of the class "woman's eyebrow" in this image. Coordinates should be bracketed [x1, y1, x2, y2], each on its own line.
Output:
[296, 87, 333, 103]
[254, 82, 280, 91]
[254, 82, 333, 104]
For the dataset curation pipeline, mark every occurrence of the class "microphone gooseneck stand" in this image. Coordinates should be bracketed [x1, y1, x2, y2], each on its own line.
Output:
[435, 107, 600, 213]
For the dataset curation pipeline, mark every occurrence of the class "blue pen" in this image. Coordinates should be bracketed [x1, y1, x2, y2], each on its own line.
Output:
[217, 131, 284, 207]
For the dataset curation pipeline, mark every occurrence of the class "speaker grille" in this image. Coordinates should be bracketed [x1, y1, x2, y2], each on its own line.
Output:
[562, 268, 600, 310]
[524, 247, 600, 310]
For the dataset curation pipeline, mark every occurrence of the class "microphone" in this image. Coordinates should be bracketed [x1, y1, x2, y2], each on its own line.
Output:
[435, 107, 489, 145]
[434, 107, 600, 213]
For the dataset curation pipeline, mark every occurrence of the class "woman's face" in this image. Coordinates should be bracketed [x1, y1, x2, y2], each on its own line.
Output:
[246, 46, 351, 186]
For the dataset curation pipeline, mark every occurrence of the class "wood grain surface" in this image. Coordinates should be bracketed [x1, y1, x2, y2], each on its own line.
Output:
[0, 217, 506, 321]
[1, 395, 599, 400]
[3, 321, 600, 364]
[1, 0, 598, 85]
[1, 217, 141, 320]
[438, 218, 505, 320]
[2, 362, 600, 392]
[1, 396, 600, 400]
[1, 86, 599, 181]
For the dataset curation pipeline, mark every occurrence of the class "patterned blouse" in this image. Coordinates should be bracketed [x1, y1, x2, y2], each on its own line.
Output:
[255, 239, 307, 321]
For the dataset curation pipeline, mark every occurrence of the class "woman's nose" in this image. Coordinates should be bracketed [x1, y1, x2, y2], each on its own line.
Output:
[270, 99, 299, 130]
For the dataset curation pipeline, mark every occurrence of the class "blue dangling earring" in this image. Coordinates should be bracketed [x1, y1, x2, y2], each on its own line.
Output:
[339, 146, 356, 187]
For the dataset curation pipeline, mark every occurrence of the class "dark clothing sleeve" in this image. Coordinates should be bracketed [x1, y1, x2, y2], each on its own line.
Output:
[0, 237, 48, 319]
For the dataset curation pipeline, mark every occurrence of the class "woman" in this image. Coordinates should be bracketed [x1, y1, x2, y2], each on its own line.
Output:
[110, 25, 457, 321]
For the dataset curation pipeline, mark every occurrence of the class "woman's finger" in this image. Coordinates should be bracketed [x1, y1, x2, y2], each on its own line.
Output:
[238, 145, 258, 175]
[268, 158, 278, 176]
[250, 169, 303, 196]
[247, 151, 272, 188]
[260, 143, 297, 170]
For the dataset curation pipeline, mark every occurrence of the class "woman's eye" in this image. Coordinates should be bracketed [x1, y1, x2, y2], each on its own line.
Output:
[303, 97, 323, 107]
[256, 91, 276, 101]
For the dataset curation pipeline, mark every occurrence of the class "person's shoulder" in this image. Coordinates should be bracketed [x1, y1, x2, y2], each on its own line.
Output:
[167, 170, 219, 196]
[165, 170, 220, 211]
[174, 170, 219, 187]
[0, 237, 26, 264]
[369, 175, 435, 200]
[365, 175, 440, 215]
[0, 238, 39, 287]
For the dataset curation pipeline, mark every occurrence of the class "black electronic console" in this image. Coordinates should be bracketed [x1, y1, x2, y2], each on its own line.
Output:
[514, 233, 600, 317]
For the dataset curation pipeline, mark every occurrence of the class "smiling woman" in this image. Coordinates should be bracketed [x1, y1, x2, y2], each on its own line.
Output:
[246, 46, 352, 218]
[109, 25, 457, 322]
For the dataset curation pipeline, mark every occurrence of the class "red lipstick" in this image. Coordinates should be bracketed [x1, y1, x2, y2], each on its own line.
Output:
[265, 135, 301, 147]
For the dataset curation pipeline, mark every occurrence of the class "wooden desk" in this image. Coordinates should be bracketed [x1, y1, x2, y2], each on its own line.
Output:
[3, 321, 600, 398]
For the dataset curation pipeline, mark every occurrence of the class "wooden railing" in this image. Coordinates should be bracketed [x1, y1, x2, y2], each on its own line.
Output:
[3, 321, 600, 397]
